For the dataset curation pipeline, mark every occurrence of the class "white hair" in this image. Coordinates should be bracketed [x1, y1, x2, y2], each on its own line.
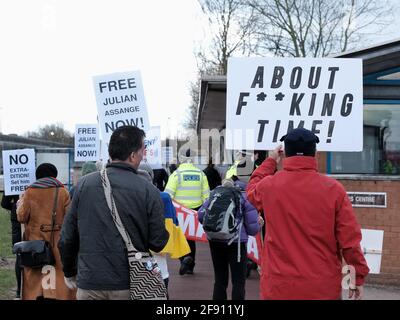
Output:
[222, 179, 234, 188]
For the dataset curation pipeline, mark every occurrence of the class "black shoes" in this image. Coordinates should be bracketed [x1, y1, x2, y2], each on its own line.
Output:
[179, 256, 194, 275]
[246, 260, 258, 278]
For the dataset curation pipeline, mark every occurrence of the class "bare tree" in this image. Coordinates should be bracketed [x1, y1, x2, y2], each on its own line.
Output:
[25, 123, 74, 145]
[186, 0, 394, 129]
[183, 80, 201, 130]
[184, 0, 258, 130]
[247, 0, 394, 57]
[197, 0, 259, 74]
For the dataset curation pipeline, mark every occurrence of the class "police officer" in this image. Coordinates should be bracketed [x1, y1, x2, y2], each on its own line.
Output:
[165, 149, 210, 275]
[225, 150, 254, 182]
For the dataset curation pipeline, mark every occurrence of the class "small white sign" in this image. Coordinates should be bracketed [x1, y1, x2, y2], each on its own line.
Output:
[347, 192, 387, 208]
[2, 149, 36, 195]
[226, 57, 363, 151]
[74, 124, 100, 162]
[360, 229, 384, 274]
[144, 126, 162, 169]
[93, 70, 150, 147]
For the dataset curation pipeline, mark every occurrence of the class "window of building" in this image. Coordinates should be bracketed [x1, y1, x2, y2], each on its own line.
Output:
[330, 104, 400, 175]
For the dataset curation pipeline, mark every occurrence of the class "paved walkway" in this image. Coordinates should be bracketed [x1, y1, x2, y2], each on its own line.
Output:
[168, 242, 400, 300]
[168, 242, 260, 300]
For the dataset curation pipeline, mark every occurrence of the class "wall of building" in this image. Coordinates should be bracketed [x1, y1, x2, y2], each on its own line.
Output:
[337, 179, 400, 286]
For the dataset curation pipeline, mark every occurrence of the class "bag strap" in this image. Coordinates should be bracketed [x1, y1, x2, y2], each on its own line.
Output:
[49, 187, 59, 248]
[100, 169, 137, 253]
[227, 187, 244, 262]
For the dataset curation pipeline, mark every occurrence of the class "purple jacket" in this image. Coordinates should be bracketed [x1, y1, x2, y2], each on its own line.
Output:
[198, 181, 260, 243]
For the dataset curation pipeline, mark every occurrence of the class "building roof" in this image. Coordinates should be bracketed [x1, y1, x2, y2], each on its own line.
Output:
[333, 38, 400, 75]
[197, 38, 400, 132]
[0, 133, 72, 149]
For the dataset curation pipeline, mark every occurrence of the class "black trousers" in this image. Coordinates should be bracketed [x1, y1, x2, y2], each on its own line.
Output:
[11, 218, 22, 297]
[179, 206, 200, 268]
[209, 241, 247, 300]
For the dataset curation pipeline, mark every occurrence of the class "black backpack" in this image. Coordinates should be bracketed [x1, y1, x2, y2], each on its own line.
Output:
[202, 186, 243, 243]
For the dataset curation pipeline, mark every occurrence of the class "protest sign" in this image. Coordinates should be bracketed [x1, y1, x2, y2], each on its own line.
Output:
[360, 229, 384, 274]
[2, 149, 36, 195]
[74, 124, 100, 162]
[144, 126, 162, 169]
[93, 70, 150, 146]
[226, 57, 363, 151]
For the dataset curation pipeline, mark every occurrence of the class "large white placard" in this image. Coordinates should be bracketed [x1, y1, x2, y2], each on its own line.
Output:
[360, 229, 384, 274]
[74, 124, 100, 162]
[144, 126, 162, 169]
[93, 70, 150, 147]
[226, 57, 363, 151]
[2, 149, 36, 195]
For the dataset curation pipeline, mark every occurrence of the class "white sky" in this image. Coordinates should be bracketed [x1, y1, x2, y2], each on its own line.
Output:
[0, 0, 398, 139]
[0, 0, 206, 138]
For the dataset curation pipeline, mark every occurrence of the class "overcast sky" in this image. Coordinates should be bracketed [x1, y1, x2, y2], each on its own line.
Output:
[0, 0, 398, 138]
[0, 0, 206, 138]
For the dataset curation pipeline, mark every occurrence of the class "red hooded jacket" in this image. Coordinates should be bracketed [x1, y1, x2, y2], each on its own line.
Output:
[247, 156, 369, 300]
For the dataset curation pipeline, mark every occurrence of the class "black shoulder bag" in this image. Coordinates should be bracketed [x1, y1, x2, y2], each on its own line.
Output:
[12, 188, 59, 269]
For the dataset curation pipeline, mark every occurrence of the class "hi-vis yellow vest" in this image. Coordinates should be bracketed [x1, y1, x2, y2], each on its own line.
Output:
[165, 163, 210, 209]
[225, 159, 255, 183]
[225, 160, 241, 179]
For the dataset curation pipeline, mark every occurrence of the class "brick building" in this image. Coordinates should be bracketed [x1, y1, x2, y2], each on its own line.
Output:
[197, 39, 400, 286]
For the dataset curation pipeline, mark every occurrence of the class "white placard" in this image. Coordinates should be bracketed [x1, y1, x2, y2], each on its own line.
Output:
[2, 149, 36, 195]
[36, 152, 69, 185]
[144, 126, 162, 169]
[226, 57, 363, 151]
[360, 229, 384, 274]
[74, 124, 100, 162]
[93, 70, 150, 147]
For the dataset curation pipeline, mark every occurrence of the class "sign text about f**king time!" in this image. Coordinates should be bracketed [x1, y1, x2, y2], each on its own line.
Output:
[226, 58, 363, 151]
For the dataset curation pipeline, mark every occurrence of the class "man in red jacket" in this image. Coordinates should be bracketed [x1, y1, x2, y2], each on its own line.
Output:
[246, 128, 369, 300]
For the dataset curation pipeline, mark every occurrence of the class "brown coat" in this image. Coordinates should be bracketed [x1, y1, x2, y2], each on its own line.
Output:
[17, 186, 76, 300]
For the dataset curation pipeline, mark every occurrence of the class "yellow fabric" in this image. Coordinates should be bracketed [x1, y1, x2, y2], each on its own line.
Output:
[225, 160, 241, 179]
[159, 219, 191, 259]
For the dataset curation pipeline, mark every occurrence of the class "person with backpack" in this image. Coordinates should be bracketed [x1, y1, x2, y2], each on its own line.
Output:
[197, 178, 261, 300]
